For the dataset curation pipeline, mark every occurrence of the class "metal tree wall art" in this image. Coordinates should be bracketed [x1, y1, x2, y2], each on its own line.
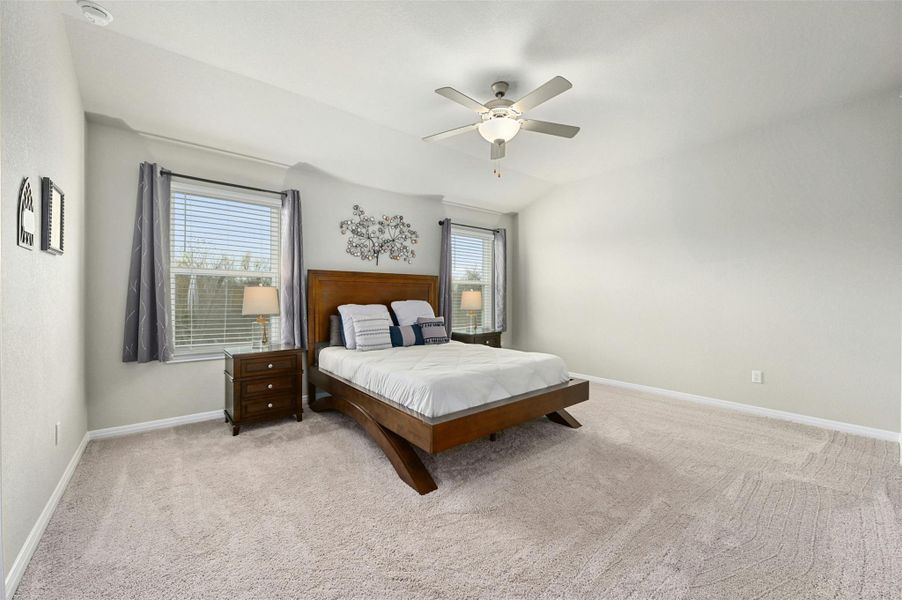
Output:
[340, 204, 418, 265]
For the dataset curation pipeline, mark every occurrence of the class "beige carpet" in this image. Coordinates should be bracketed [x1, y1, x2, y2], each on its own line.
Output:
[13, 383, 902, 599]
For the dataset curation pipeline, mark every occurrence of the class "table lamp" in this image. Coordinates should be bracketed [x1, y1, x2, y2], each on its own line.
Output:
[242, 285, 280, 346]
[460, 290, 482, 333]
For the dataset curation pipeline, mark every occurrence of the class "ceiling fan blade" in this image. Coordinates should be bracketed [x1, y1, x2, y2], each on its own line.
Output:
[435, 87, 488, 113]
[422, 123, 479, 142]
[510, 76, 572, 113]
[490, 140, 506, 160]
[520, 119, 580, 138]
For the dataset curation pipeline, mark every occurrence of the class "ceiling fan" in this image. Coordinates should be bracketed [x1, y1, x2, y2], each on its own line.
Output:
[423, 76, 580, 175]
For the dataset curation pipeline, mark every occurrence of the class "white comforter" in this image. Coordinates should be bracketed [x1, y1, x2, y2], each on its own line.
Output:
[318, 341, 570, 418]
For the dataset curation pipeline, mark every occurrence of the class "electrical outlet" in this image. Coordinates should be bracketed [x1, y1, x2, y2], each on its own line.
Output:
[55, 422, 61, 446]
[751, 370, 763, 384]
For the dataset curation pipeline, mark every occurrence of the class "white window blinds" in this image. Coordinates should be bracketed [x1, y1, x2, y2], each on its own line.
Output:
[169, 183, 280, 358]
[450, 225, 494, 332]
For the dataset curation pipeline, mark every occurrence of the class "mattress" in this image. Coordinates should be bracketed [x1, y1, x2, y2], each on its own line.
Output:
[317, 341, 570, 418]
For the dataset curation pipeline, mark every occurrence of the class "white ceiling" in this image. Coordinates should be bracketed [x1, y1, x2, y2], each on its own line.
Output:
[58, 1, 901, 212]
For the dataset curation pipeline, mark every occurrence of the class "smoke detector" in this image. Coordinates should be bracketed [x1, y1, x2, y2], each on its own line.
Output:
[76, 1, 113, 26]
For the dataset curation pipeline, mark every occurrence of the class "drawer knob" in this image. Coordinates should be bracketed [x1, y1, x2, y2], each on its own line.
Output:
[267, 363, 273, 369]
[267, 403, 273, 408]
[267, 384, 273, 389]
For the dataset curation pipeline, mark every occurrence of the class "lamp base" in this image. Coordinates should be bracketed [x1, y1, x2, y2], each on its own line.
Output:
[256, 315, 270, 347]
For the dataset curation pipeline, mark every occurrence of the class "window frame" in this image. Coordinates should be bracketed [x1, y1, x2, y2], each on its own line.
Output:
[167, 181, 282, 362]
[449, 224, 496, 332]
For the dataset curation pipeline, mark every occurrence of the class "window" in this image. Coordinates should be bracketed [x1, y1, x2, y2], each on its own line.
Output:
[450, 225, 494, 331]
[169, 182, 280, 358]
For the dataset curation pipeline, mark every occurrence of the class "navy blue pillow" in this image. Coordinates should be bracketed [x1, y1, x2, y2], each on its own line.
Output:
[389, 324, 424, 347]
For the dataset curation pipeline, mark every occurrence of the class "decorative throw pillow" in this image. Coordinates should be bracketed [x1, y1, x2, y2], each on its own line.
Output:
[390, 300, 436, 326]
[353, 316, 392, 352]
[337, 304, 391, 349]
[389, 324, 424, 347]
[329, 315, 344, 347]
[416, 316, 449, 345]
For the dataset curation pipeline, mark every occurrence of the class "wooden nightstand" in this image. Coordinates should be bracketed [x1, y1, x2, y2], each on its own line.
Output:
[451, 329, 502, 348]
[224, 345, 303, 436]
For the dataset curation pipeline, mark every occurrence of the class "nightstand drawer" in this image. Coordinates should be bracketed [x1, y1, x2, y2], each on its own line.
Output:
[242, 395, 294, 419]
[239, 354, 297, 378]
[475, 335, 500, 348]
[451, 331, 502, 348]
[241, 374, 296, 398]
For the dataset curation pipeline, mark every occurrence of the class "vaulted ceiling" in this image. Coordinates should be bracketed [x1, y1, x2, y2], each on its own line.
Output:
[58, 1, 901, 212]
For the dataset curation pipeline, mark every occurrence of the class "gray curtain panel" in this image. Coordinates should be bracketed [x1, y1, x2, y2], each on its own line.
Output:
[280, 189, 307, 349]
[493, 228, 507, 332]
[438, 218, 453, 332]
[122, 163, 171, 362]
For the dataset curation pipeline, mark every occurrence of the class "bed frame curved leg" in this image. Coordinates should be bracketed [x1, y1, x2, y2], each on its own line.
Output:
[314, 394, 438, 495]
[546, 409, 582, 428]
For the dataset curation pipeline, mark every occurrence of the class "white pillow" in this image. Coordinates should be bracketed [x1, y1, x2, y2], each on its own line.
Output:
[337, 304, 391, 350]
[390, 300, 436, 326]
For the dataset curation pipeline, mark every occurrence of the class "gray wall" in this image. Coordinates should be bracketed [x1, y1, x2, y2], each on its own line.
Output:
[1, 2, 88, 577]
[514, 92, 902, 433]
[85, 121, 514, 430]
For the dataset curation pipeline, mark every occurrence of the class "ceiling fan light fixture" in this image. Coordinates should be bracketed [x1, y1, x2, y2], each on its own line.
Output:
[477, 117, 521, 144]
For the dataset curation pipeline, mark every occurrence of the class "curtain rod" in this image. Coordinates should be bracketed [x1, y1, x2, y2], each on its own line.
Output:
[160, 169, 286, 197]
[437, 219, 500, 234]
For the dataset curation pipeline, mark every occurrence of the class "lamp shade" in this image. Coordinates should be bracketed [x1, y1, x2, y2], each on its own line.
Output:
[478, 117, 521, 143]
[460, 290, 482, 311]
[242, 286, 280, 316]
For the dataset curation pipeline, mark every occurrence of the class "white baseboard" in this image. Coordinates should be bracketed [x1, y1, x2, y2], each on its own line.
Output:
[89, 395, 311, 440]
[572, 372, 900, 443]
[88, 410, 224, 440]
[5, 432, 90, 600]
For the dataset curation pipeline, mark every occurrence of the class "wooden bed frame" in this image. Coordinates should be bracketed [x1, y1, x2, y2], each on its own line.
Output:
[306, 270, 590, 494]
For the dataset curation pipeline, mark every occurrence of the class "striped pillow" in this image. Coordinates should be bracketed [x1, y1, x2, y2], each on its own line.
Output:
[416, 316, 449, 345]
[352, 316, 392, 352]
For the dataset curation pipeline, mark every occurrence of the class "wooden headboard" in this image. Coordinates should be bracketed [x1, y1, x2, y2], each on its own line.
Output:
[306, 270, 439, 365]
